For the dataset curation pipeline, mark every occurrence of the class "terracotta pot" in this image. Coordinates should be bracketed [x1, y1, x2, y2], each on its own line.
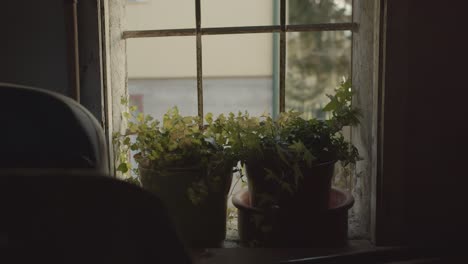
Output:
[139, 165, 232, 248]
[245, 160, 336, 211]
[232, 188, 354, 247]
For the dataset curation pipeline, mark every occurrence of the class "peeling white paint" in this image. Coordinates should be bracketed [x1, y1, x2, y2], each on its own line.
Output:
[348, 0, 380, 240]
[103, 0, 128, 177]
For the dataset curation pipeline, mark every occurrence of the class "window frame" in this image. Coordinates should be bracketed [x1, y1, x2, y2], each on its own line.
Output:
[97, 0, 383, 244]
[121, 0, 357, 118]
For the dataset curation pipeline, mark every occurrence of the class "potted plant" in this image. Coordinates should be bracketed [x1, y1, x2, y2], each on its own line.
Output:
[113, 105, 236, 248]
[224, 79, 361, 247]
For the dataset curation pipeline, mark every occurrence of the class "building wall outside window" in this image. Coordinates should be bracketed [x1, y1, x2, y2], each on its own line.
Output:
[125, 0, 274, 119]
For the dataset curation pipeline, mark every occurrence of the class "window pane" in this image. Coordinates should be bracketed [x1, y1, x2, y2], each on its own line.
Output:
[203, 78, 273, 117]
[125, 0, 195, 30]
[288, 0, 352, 24]
[202, 34, 274, 116]
[127, 37, 197, 119]
[286, 30, 351, 119]
[128, 79, 198, 119]
[202, 0, 277, 28]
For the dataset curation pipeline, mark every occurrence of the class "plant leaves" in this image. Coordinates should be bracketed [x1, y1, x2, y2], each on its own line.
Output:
[116, 163, 129, 173]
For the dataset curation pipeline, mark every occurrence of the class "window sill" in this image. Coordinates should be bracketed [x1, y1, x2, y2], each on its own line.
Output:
[191, 239, 374, 264]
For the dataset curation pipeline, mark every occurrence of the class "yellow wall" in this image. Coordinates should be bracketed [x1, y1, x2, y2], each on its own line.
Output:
[125, 0, 274, 78]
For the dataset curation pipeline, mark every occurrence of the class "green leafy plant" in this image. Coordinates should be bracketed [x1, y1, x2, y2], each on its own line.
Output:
[113, 79, 360, 206]
[206, 78, 361, 197]
[113, 103, 236, 204]
[285, 78, 361, 167]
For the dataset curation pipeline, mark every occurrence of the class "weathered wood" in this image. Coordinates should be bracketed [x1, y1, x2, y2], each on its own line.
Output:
[196, 0, 203, 119]
[123, 28, 196, 38]
[287, 23, 357, 32]
[64, 0, 80, 102]
[105, 0, 128, 177]
[122, 23, 357, 39]
[77, 0, 105, 123]
[99, 0, 113, 174]
[350, 0, 381, 242]
[202, 25, 281, 35]
[279, 0, 286, 112]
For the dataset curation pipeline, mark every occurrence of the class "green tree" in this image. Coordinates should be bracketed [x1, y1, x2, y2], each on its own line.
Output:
[286, 0, 352, 119]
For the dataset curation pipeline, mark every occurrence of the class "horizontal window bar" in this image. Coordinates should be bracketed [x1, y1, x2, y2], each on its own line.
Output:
[122, 23, 357, 39]
[122, 28, 197, 38]
[287, 23, 358, 32]
[202, 25, 281, 35]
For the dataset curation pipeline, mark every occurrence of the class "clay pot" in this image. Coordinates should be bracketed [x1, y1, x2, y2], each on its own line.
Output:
[245, 160, 336, 211]
[232, 188, 354, 247]
[140, 166, 232, 248]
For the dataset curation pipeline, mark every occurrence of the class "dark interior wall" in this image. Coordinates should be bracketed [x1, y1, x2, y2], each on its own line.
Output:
[405, 1, 467, 246]
[377, 0, 409, 245]
[2, 0, 467, 248]
[380, 0, 468, 246]
[0, 0, 71, 96]
[77, 0, 105, 124]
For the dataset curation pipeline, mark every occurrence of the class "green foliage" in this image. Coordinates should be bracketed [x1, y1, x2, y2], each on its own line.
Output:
[287, 0, 352, 118]
[208, 79, 361, 196]
[123, 175, 141, 186]
[113, 78, 360, 206]
[113, 104, 236, 204]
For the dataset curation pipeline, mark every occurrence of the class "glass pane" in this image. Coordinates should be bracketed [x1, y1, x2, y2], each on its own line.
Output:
[126, 36, 197, 177]
[202, 0, 277, 28]
[125, 0, 195, 30]
[286, 30, 352, 119]
[202, 34, 274, 116]
[127, 36, 198, 120]
[288, 0, 352, 24]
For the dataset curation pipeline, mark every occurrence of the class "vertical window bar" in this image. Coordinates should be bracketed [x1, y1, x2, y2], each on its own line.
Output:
[279, 0, 286, 112]
[272, 0, 280, 118]
[195, 0, 204, 118]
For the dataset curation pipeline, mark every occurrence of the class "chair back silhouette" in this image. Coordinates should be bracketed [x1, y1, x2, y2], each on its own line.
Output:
[1, 171, 192, 264]
[0, 83, 109, 173]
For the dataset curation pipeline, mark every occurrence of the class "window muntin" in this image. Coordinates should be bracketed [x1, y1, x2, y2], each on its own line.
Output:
[124, 0, 356, 119]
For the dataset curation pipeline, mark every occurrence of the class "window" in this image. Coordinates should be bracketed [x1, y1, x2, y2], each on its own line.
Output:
[106, 0, 379, 242]
[124, 0, 355, 120]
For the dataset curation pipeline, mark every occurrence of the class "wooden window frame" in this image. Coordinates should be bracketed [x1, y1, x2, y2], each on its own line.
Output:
[121, 0, 357, 118]
[102, 0, 383, 243]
